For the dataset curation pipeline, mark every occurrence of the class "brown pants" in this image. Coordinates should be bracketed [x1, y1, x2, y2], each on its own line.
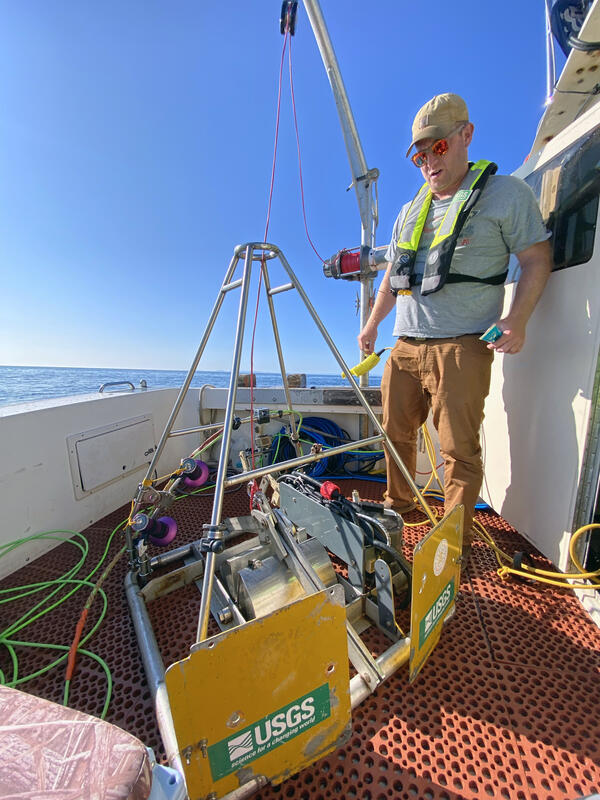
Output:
[381, 335, 493, 540]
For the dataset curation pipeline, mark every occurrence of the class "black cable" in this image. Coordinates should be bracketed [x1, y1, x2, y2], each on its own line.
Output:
[280, 471, 412, 608]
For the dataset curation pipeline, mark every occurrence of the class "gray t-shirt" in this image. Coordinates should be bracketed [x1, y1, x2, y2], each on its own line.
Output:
[384, 174, 549, 337]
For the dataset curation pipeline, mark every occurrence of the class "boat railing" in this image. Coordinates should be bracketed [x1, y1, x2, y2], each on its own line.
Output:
[98, 380, 136, 393]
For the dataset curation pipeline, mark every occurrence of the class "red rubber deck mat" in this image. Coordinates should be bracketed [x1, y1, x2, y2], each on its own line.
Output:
[1, 479, 599, 800]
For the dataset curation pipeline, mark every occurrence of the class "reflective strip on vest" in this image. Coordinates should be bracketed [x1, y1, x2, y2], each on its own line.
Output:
[390, 160, 498, 296]
[396, 183, 431, 252]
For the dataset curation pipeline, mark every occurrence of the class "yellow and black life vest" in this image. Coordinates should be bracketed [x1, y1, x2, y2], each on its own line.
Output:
[390, 160, 508, 297]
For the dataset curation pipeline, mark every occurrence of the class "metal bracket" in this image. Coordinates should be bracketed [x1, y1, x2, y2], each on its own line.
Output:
[374, 558, 399, 639]
[346, 167, 380, 192]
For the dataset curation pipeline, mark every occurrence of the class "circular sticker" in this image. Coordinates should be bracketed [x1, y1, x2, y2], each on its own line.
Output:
[433, 538, 448, 576]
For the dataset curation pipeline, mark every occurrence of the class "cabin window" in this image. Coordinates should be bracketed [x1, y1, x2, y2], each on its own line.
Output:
[525, 126, 600, 271]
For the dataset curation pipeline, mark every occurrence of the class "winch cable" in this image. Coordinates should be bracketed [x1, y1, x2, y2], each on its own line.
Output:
[288, 32, 324, 263]
[248, 10, 337, 483]
[248, 27, 290, 494]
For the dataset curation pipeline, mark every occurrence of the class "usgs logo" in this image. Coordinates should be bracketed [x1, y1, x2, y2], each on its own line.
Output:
[210, 684, 331, 781]
[422, 580, 454, 642]
[254, 696, 315, 744]
[228, 697, 315, 761]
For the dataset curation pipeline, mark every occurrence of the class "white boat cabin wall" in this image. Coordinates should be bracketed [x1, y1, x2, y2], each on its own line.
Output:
[483, 100, 600, 624]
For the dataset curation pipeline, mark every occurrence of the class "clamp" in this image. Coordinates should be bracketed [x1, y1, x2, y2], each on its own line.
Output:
[199, 523, 226, 554]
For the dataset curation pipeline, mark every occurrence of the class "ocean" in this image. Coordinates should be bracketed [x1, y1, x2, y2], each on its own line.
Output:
[0, 365, 381, 408]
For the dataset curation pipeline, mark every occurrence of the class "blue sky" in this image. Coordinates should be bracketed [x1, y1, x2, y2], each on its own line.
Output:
[0, 1, 555, 375]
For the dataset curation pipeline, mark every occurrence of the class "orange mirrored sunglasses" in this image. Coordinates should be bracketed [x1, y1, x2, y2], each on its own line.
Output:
[410, 124, 465, 168]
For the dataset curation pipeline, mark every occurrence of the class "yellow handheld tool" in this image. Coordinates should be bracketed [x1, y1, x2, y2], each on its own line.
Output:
[342, 348, 389, 378]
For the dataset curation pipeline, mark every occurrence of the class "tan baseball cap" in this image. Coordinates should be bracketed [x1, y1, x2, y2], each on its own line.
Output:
[406, 93, 469, 157]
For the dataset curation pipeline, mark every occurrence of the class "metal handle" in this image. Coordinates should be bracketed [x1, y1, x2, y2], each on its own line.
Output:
[98, 381, 135, 393]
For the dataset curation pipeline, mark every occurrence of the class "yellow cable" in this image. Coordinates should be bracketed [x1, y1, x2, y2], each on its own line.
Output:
[569, 523, 600, 582]
[496, 565, 599, 590]
[472, 504, 600, 589]
[154, 468, 184, 485]
[421, 424, 443, 490]
[399, 423, 442, 527]
[413, 423, 600, 590]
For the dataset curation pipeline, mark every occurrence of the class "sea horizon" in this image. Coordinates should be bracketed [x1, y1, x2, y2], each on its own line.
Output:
[0, 363, 382, 408]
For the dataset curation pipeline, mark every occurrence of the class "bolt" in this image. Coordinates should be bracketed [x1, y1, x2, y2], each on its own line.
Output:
[218, 607, 233, 624]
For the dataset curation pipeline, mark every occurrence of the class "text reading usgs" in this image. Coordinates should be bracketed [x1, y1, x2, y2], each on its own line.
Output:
[208, 684, 331, 780]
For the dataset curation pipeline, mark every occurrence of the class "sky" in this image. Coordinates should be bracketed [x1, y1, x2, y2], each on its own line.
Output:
[0, 1, 558, 376]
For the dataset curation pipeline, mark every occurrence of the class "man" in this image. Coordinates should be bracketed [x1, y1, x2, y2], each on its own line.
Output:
[358, 93, 552, 560]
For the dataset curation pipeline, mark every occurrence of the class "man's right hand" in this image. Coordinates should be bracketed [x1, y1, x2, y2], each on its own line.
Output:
[358, 324, 378, 355]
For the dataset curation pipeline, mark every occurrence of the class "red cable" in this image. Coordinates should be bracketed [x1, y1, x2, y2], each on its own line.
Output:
[248, 28, 289, 504]
[416, 463, 444, 475]
[248, 15, 325, 507]
[288, 35, 324, 263]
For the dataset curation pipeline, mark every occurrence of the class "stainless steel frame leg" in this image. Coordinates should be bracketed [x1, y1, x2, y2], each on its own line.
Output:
[133, 251, 242, 515]
[125, 573, 185, 777]
[196, 245, 255, 642]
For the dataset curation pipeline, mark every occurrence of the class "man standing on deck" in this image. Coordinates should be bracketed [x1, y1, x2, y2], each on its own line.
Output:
[358, 93, 552, 564]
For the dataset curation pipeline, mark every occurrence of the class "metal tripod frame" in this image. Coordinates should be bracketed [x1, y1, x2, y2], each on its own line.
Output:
[132, 241, 435, 642]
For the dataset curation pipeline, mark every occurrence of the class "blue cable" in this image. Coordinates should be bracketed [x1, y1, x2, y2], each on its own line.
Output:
[269, 418, 498, 508]
[269, 414, 385, 477]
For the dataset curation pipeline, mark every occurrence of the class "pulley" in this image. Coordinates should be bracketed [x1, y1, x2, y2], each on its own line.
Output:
[280, 0, 298, 35]
[180, 458, 210, 488]
[131, 513, 178, 547]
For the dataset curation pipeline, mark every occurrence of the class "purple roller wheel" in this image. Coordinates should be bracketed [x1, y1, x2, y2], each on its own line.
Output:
[148, 516, 178, 547]
[182, 459, 210, 488]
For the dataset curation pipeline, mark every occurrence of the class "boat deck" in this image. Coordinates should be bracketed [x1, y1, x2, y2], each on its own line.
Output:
[2, 479, 600, 800]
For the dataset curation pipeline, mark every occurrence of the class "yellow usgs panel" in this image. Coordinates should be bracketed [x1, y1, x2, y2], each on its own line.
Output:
[409, 504, 463, 683]
[165, 585, 351, 799]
